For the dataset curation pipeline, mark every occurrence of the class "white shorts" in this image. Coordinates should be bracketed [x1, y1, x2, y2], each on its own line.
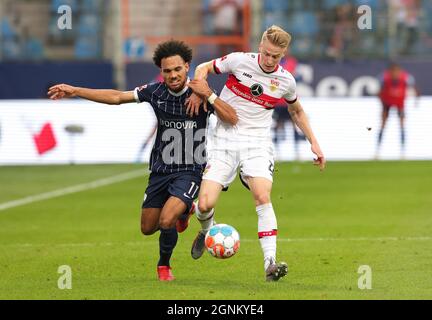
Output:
[203, 143, 275, 189]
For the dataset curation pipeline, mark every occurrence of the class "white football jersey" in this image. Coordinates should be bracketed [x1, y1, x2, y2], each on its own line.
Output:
[212, 52, 297, 143]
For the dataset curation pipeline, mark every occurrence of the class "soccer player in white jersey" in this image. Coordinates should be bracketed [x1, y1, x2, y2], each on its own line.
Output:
[185, 25, 326, 281]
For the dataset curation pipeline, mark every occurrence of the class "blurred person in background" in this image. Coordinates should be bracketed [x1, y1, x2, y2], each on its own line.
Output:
[389, 0, 421, 55]
[1, 0, 22, 59]
[376, 62, 420, 159]
[1, 1, 44, 60]
[208, 0, 243, 55]
[326, 2, 357, 61]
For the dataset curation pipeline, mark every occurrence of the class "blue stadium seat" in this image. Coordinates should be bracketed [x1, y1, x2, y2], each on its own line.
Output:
[202, 15, 214, 35]
[263, 0, 289, 12]
[24, 38, 44, 60]
[75, 37, 100, 59]
[51, 0, 78, 12]
[354, 0, 379, 9]
[423, 0, 432, 32]
[2, 39, 21, 60]
[288, 11, 318, 36]
[288, 0, 308, 11]
[357, 33, 377, 55]
[200, 0, 214, 34]
[323, 0, 346, 9]
[425, 3, 432, 33]
[289, 38, 314, 56]
[80, 0, 102, 13]
[78, 14, 100, 36]
[1, 18, 17, 39]
[262, 12, 290, 33]
[423, 0, 432, 12]
[201, 0, 212, 11]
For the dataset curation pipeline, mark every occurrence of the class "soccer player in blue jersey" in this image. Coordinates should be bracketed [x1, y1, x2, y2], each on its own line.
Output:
[48, 40, 238, 281]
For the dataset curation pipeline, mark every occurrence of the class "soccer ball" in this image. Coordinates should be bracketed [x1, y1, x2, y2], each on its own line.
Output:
[205, 224, 240, 259]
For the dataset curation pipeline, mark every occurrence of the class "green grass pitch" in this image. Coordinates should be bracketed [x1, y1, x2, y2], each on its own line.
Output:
[0, 161, 431, 300]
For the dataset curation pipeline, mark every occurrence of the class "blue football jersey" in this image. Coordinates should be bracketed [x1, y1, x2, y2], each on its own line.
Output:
[134, 82, 214, 174]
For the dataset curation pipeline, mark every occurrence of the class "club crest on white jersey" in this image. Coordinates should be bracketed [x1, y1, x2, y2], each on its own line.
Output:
[212, 52, 297, 140]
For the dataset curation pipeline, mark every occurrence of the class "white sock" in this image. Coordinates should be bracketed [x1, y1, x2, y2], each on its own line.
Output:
[195, 201, 215, 233]
[256, 203, 277, 270]
[264, 257, 275, 271]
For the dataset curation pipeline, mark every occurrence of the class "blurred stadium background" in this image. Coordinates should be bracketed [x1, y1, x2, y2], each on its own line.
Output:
[0, 0, 431, 164]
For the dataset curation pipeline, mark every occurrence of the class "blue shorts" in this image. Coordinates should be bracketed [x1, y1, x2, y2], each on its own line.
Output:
[142, 171, 202, 214]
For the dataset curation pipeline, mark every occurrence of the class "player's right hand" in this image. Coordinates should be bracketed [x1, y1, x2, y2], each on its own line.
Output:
[48, 84, 77, 100]
[185, 92, 207, 117]
[311, 142, 326, 171]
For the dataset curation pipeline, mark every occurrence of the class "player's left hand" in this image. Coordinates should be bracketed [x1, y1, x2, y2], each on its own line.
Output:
[47, 83, 76, 100]
[185, 93, 206, 117]
[187, 79, 212, 115]
[311, 143, 326, 171]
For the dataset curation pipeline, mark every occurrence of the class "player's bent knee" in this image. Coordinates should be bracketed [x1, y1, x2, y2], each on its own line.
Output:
[198, 200, 213, 214]
[141, 223, 157, 235]
[254, 194, 271, 206]
[141, 217, 158, 235]
[158, 216, 176, 230]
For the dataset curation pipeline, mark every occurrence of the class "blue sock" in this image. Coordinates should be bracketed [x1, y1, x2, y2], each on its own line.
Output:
[158, 227, 178, 267]
[377, 129, 384, 146]
[401, 128, 405, 148]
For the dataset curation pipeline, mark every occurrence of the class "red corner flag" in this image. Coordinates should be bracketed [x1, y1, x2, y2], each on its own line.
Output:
[33, 122, 57, 155]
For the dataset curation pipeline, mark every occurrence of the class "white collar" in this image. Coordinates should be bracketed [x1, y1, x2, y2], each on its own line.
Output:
[168, 78, 190, 96]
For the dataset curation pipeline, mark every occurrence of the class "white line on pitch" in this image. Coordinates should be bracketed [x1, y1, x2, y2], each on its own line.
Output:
[1, 236, 431, 248]
[0, 169, 149, 212]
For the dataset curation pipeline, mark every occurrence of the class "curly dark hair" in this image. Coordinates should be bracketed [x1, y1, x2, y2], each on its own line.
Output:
[153, 40, 193, 68]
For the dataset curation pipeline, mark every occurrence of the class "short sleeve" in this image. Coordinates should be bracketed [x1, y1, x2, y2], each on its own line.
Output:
[282, 77, 298, 104]
[134, 84, 151, 103]
[213, 52, 244, 75]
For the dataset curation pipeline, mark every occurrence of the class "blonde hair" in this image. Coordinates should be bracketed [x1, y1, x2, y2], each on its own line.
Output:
[261, 25, 291, 48]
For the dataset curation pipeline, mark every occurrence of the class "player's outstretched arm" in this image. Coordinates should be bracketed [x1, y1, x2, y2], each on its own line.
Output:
[188, 79, 238, 126]
[48, 84, 135, 105]
[186, 61, 215, 116]
[288, 100, 326, 171]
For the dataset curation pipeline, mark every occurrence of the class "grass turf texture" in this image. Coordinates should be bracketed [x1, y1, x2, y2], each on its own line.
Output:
[0, 162, 431, 299]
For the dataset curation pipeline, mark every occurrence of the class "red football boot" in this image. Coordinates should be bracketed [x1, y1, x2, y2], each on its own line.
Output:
[157, 266, 175, 281]
[176, 202, 195, 233]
